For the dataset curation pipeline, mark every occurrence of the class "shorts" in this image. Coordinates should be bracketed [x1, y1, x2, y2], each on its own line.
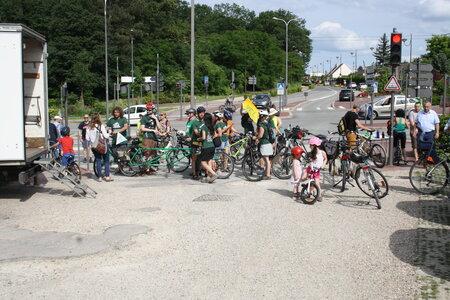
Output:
[191, 145, 201, 156]
[200, 147, 215, 161]
[142, 138, 157, 157]
[394, 132, 406, 149]
[259, 143, 273, 157]
[345, 132, 357, 150]
[61, 152, 75, 167]
[410, 132, 418, 149]
[81, 139, 91, 149]
[306, 166, 321, 179]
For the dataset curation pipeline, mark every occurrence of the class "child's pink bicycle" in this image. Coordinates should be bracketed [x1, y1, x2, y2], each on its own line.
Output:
[299, 168, 320, 205]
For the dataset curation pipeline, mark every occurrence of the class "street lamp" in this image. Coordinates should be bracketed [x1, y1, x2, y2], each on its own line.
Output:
[190, 0, 195, 108]
[350, 50, 357, 73]
[272, 16, 297, 109]
[402, 36, 412, 104]
[104, 0, 109, 118]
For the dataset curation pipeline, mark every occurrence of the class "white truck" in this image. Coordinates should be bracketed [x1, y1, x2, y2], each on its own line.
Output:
[0, 24, 49, 183]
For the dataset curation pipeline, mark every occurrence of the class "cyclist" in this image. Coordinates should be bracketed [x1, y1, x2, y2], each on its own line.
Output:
[87, 113, 112, 182]
[255, 110, 272, 180]
[190, 106, 206, 180]
[301, 137, 327, 202]
[290, 146, 304, 200]
[393, 109, 408, 162]
[140, 102, 161, 174]
[269, 106, 282, 135]
[198, 113, 219, 183]
[240, 104, 255, 134]
[342, 105, 373, 149]
[49, 126, 75, 168]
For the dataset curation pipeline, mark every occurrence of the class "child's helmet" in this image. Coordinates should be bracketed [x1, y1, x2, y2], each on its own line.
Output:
[223, 109, 232, 120]
[291, 146, 304, 158]
[309, 136, 322, 146]
[61, 126, 70, 137]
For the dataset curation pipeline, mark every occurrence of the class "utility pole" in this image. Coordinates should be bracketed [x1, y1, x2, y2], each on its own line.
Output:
[156, 53, 160, 110]
[190, 0, 195, 108]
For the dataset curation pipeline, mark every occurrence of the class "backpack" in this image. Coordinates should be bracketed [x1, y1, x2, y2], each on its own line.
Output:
[268, 125, 276, 144]
[322, 140, 339, 159]
[337, 116, 348, 134]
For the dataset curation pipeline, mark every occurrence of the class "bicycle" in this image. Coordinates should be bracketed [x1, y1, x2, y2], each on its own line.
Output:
[328, 139, 354, 193]
[355, 130, 387, 168]
[229, 133, 251, 164]
[59, 154, 82, 182]
[298, 168, 321, 205]
[351, 151, 389, 209]
[409, 142, 449, 194]
[241, 136, 265, 181]
[393, 132, 407, 166]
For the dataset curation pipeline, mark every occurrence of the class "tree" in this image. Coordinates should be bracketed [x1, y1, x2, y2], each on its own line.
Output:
[373, 34, 390, 66]
[70, 50, 98, 106]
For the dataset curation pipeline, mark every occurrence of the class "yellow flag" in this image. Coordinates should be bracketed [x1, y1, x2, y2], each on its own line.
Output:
[242, 98, 259, 123]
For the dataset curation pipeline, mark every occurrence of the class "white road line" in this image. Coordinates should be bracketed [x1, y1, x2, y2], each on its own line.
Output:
[339, 106, 345, 109]
[316, 107, 321, 110]
[296, 107, 303, 111]
[327, 107, 334, 110]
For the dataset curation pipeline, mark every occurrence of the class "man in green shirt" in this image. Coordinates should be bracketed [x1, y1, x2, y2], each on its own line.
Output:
[190, 106, 205, 180]
[140, 103, 161, 172]
[185, 108, 196, 143]
[107, 107, 129, 162]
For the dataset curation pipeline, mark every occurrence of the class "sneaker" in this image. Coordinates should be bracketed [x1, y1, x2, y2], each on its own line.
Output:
[89, 158, 93, 163]
[201, 177, 210, 183]
[292, 192, 299, 200]
[83, 158, 87, 163]
[209, 174, 219, 183]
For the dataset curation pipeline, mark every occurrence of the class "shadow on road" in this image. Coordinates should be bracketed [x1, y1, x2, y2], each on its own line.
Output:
[332, 194, 380, 210]
[397, 200, 450, 227]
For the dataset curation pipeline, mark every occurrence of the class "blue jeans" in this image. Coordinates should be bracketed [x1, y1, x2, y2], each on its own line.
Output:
[419, 130, 439, 163]
[93, 146, 110, 178]
[61, 153, 75, 167]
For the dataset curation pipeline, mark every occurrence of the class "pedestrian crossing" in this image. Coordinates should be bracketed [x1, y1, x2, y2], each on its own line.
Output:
[295, 106, 348, 112]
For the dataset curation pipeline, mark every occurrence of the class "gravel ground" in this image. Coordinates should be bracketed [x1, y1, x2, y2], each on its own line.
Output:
[0, 167, 426, 299]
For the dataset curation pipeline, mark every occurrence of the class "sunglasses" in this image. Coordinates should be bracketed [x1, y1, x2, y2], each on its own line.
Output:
[146, 109, 153, 111]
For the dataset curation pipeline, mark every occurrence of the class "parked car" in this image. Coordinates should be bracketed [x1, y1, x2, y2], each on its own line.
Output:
[339, 89, 355, 101]
[358, 95, 419, 119]
[348, 82, 357, 89]
[358, 83, 368, 89]
[252, 94, 272, 109]
[123, 105, 147, 125]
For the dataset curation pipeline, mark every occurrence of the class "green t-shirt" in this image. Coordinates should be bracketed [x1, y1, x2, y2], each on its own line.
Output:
[141, 114, 158, 140]
[106, 117, 128, 145]
[186, 119, 194, 138]
[214, 122, 228, 142]
[191, 118, 204, 142]
[259, 122, 270, 145]
[201, 127, 214, 149]
[268, 118, 276, 129]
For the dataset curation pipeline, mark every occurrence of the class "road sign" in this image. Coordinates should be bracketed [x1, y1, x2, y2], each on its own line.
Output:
[408, 63, 433, 72]
[366, 74, 375, 80]
[204, 76, 209, 85]
[121, 76, 135, 83]
[408, 87, 432, 98]
[384, 76, 401, 91]
[374, 82, 378, 94]
[366, 79, 374, 85]
[248, 76, 256, 85]
[277, 83, 285, 95]
[367, 66, 375, 74]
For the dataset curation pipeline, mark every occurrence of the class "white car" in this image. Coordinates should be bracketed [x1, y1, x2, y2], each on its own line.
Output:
[123, 105, 147, 125]
[359, 83, 368, 89]
[359, 95, 419, 119]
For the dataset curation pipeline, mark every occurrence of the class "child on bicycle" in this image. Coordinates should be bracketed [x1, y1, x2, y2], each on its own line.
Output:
[49, 126, 75, 167]
[301, 137, 327, 201]
[290, 146, 304, 199]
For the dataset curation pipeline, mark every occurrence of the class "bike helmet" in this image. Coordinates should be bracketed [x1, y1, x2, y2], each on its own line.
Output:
[146, 102, 155, 109]
[185, 108, 196, 115]
[197, 106, 206, 113]
[214, 112, 224, 118]
[259, 110, 269, 116]
[309, 136, 322, 146]
[61, 126, 70, 137]
[223, 109, 232, 120]
[291, 146, 304, 159]
[177, 130, 186, 137]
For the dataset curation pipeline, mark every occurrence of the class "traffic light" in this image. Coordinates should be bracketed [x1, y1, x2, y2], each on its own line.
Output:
[390, 33, 402, 66]
[387, 121, 392, 136]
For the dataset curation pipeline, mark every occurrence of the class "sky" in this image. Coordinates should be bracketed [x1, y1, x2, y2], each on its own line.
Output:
[198, 0, 450, 75]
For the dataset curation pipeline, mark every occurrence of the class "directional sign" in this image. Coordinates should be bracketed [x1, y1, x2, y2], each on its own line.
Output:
[366, 79, 374, 85]
[408, 63, 433, 72]
[366, 74, 375, 80]
[121, 76, 135, 83]
[384, 76, 401, 91]
[367, 66, 375, 74]
[277, 83, 285, 95]
[204, 76, 209, 85]
[410, 73, 433, 80]
[248, 76, 256, 85]
[408, 87, 432, 98]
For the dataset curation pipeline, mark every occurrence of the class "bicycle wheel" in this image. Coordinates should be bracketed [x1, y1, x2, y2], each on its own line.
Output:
[242, 153, 263, 181]
[93, 159, 102, 178]
[355, 167, 389, 199]
[68, 162, 82, 182]
[168, 149, 191, 173]
[409, 159, 449, 194]
[215, 152, 235, 179]
[300, 182, 319, 205]
[272, 147, 292, 179]
[118, 151, 138, 177]
[370, 144, 386, 168]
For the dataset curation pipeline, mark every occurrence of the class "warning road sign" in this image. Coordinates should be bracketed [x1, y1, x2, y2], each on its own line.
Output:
[384, 76, 401, 91]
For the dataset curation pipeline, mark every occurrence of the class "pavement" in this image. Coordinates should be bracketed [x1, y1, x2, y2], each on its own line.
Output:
[1, 163, 448, 299]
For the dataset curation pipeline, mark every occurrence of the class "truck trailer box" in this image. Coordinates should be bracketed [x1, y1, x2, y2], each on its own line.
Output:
[0, 23, 49, 168]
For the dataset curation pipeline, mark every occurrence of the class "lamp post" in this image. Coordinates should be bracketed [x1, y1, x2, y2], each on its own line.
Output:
[104, 0, 109, 118]
[131, 29, 134, 104]
[402, 35, 412, 109]
[272, 16, 297, 109]
[190, 0, 195, 108]
[350, 51, 357, 107]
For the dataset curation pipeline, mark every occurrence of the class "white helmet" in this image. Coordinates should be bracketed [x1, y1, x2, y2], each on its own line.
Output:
[177, 130, 186, 137]
[259, 110, 269, 116]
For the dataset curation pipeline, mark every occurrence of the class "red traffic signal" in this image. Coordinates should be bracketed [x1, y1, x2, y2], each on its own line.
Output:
[390, 32, 402, 66]
[387, 121, 392, 136]
[387, 121, 392, 126]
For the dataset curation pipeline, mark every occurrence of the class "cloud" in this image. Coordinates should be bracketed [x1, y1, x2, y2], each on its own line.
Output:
[311, 21, 377, 52]
[417, 0, 450, 21]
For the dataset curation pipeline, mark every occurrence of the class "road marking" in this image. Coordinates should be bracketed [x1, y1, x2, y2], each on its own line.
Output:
[296, 107, 303, 111]
[327, 107, 334, 110]
[339, 106, 345, 109]
[316, 107, 321, 110]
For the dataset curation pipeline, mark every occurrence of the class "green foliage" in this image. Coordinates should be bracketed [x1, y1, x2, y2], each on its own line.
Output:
[0, 0, 312, 106]
[48, 108, 59, 119]
[373, 34, 390, 66]
[437, 114, 449, 147]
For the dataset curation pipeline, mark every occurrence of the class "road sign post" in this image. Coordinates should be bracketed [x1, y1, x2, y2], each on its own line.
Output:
[367, 65, 376, 125]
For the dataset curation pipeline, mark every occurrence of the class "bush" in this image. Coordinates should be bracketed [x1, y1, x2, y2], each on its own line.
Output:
[437, 114, 449, 146]
[48, 108, 59, 119]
